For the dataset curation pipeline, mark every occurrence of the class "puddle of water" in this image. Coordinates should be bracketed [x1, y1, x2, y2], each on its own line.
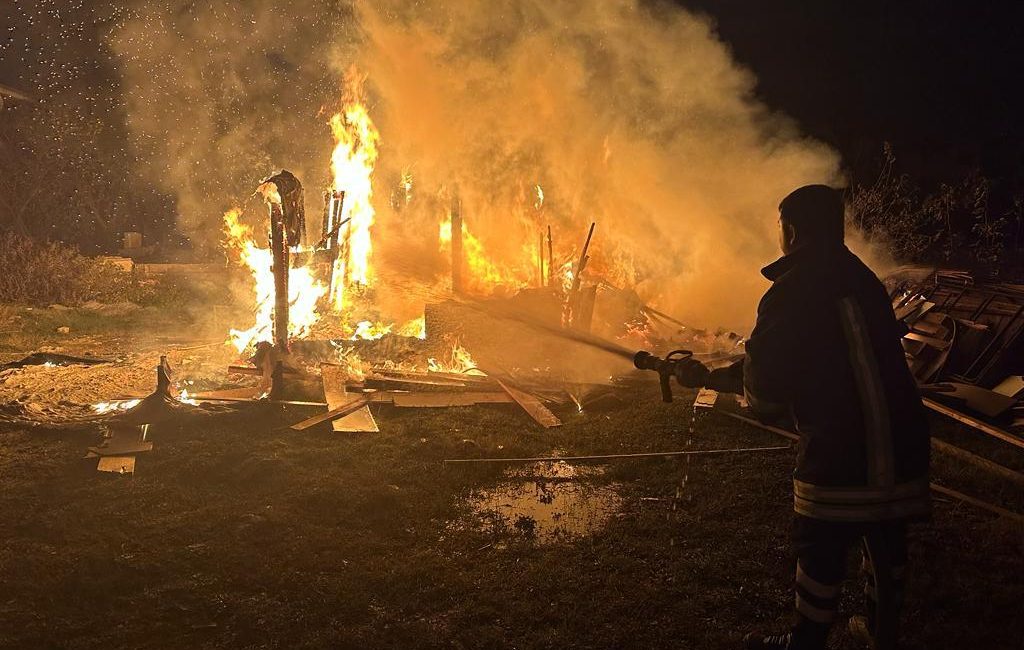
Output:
[466, 462, 622, 544]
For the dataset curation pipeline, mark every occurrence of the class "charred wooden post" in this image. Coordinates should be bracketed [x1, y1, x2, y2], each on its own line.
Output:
[156, 355, 173, 398]
[270, 361, 286, 401]
[270, 203, 290, 353]
[538, 231, 545, 287]
[547, 225, 554, 288]
[320, 190, 347, 296]
[451, 195, 464, 295]
[257, 170, 307, 354]
[566, 222, 595, 327]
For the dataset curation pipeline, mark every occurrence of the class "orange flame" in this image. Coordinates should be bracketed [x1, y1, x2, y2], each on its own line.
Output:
[329, 67, 380, 311]
[223, 208, 327, 353]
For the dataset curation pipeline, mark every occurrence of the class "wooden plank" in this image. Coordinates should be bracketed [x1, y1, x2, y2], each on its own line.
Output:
[88, 441, 152, 456]
[97, 456, 136, 474]
[718, 410, 1024, 524]
[392, 391, 512, 408]
[694, 388, 719, 410]
[289, 394, 370, 431]
[931, 383, 1017, 418]
[992, 375, 1024, 398]
[931, 438, 1024, 487]
[193, 387, 264, 400]
[322, 364, 378, 433]
[191, 395, 328, 406]
[363, 375, 469, 392]
[495, 379, 562, 428]
[922, 398, 1024, 451]
[930, 483, 1024, 525]
[228, 365, 302, 377]
[88, 428, 153, 456]
[903, 331, 951, 350]
[718, 411, 800, 442]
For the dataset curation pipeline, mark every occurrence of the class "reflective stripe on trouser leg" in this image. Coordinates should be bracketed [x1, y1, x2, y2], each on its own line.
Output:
[795, 562, 840, 624]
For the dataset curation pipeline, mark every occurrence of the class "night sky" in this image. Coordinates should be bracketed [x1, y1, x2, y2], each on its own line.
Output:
[3, 1, 1024, 214]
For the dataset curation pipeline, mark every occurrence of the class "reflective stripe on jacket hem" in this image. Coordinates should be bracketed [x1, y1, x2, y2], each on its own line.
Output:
[793, 478, 931, 522]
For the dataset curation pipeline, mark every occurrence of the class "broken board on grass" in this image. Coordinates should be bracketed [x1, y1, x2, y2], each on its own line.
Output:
[321, 364, 378, 433]
[96, 456, 136, 474]
[391, 391, 512, 408]
[495, 378, 562, 428]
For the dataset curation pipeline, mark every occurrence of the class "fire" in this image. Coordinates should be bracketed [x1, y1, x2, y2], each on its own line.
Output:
[255, 181, 282, 206]
[397, 316, 426, 340]
[223, 208, 327, 353]
[178, 389, 199, 406]
[330, 343, 367, 382]
[92, 399, 141, 414]
[428, 341, 479, 374]
[351, 320, 392, 340]
[439, 213, 524, 291]
[329, 67, 381, 310]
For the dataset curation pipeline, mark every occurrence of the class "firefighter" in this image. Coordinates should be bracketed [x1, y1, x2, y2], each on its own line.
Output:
[673, 185, 931, 650]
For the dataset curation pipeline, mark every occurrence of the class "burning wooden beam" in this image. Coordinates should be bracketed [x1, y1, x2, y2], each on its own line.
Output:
[451, 195, 464, 295]
[547, 225, 554, 288]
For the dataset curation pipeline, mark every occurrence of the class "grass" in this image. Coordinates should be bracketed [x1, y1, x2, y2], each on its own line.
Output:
[0, 389, 1021, 649]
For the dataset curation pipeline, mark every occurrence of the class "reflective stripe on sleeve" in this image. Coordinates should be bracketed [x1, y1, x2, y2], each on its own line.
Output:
[837, 297, 895, 487]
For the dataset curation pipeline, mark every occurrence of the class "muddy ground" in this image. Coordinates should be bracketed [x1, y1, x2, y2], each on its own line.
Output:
[1, 306, 1022, 649]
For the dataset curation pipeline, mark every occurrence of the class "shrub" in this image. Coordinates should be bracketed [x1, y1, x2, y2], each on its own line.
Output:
[849, 144, 1011, 269]
[0, 231, 133, 305]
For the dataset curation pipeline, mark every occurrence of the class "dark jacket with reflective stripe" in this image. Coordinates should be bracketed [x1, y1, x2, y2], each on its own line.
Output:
[710, 245, 931, 522]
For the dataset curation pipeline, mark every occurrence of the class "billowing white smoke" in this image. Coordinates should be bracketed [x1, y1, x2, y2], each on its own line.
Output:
[113, 0, 845, 331]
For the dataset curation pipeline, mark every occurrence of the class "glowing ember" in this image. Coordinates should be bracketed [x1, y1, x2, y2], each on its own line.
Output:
[223, 208, 327, 353]
[329, 67, 381, 310]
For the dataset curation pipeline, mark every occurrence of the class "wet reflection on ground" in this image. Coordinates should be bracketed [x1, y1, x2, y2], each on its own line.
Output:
[466, 462, 622, 544]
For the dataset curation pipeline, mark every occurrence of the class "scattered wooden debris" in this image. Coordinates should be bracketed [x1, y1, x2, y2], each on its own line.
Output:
[694, 388, 719, 410]
[922, 398, 1024, 451]
[391, 391, 511, 408]
[1, 352, 110, 370]
[495, 378, 562, 428]
[443, 445, 791, 465]
[321, 364, 378, 433]
[289, 394, 371, 431]
[96, 456, 136, 475]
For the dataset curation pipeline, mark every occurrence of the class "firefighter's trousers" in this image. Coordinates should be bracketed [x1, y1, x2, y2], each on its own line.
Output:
[791, 515, 907, 649]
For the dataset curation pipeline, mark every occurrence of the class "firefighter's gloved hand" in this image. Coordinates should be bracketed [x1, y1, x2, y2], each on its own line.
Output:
[673, 358, 710, 388]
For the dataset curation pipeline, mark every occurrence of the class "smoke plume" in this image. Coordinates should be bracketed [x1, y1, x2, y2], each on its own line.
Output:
[113, 0, 846, 331]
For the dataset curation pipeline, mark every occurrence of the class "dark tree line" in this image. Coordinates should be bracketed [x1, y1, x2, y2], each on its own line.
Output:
[0, 101, 175, 255]
[850, 144, 1024, 274]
